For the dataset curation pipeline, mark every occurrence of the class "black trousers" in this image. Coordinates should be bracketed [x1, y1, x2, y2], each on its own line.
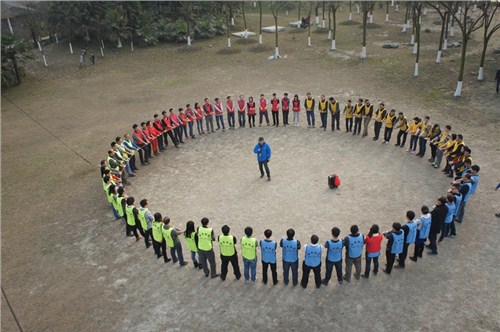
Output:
[354, 117, 362, 134]
[300, 262, 321, 288]
[174, 127, 183, 143]
[248, 114, 256, 127]
[272, 111, 279, 126]
[153, 239, 170, 262]
[220, 253, 241, 280]
[331, 112, 340, 130]
[137, 145, 149, 164]
[385, 251, 396, 274]
[262, 261, 278, 284]
[259, 160, 270, 178]
[430, 143, 438, 159]
[163, 130, 178, 147]
[396, 130, 408, 146]
[399, 243, 410, 267]
[374, 121, 383, 139]
[384, 127, 393, 142]
[282, 110, 289, 125]
[345, 118, 353, 132]
[126, 224, 139, 239]
[259, 111, 270, 125]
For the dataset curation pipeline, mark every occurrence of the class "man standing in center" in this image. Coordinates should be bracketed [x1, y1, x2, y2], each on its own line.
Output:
[281, 93, 290, 127]
[271, 93, 280, 127]
[304, 92, 315, 128]
[362, 99, 373, 137]
[197, 217, 219, 278]
[329, 96, 340, 131]
[253, 137, 271, 181]
[259, 94, 270, 126]
[318, 95, 328, 131]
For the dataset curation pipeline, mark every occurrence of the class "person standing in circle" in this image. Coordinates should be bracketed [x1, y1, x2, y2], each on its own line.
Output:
[253, 137, 271, 181]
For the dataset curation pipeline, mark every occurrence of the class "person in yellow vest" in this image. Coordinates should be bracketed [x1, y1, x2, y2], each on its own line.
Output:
[107, 149, 129, 185]
[138, 199, 153, 248]
[372, 103, 386, 141]
[329, 97, 340, 131]
[304, 92, 315, 128]
[444, 134, 464, 177]
[407, 117, 421, 153]
[343, 99, 354, 132]
[152, 212, 171, 263]
[431, 125, 451, 167]
[105, 180, 121, 220]
[197, 217, 219, 278]
[416, 116, 431, 157]
[125, 196, 143, 242]
[428, 124, 442, 162]
[241, 226, 258, 284]
[162, 217, 187, 266]
[383, 109, 397, 144]
[218, 225, 242, 281]
[116, 187, 131, 237]
[361, 99, 373, 137]
[318, 95, 328, 130]
[353, 99, 364, 135]
[184, 220, 202, 269]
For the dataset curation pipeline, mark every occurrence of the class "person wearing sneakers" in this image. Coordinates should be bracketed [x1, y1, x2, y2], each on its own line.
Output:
[258, 94, 270, 127]
[152, 212, 172, 263]
[362, 224, 383, 278]
[322, 227, 344, 286]
[280, 228, 301, 286]
[428, 196, 448, 255]
[184, 221, 202, 269]
[304, 92, 315, 128]
[218, 225, 242, 281]
[397, 211, 417, 268]
[344, 99, 354, 132]
[383, 109, 397, 144]
[431, 125, 451, 168]
[162, 217, 188, 266]
[260, 229, 278, 285]
[343, 225, 364, 282]
[300, 234, 323, 289]
[372, 103, 387, 141]
[241, 226, 258, 284]
[281, 93, 291, 126]
[394, 112, 409, 148]
[237, 95, 247, 128]
[125, 196, 144, 242]
[407, 117, 421, 153]
[197, 217, 219, 278]
[292, 94, 301, 127]
[383, 222, 404, 274]
[438, 194, 456, 243]
[138, 199, 153, 249]
[253, 137, 271, 181]
[410, 206, 432, 262]
[213, 97, 225, 132]
[226, 96, 236, 130]
[361, 99, 373, 137]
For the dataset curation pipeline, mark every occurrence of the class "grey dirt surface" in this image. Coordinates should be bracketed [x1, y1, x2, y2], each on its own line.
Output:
[2, 5, 500, 332]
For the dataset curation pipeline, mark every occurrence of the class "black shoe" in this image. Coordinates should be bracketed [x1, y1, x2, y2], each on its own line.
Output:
[194, 262, 199, 268]
[321, 280, 328, 286]
[382, 269, 390, 274]
[165, 258, 172, 263]
[409, 256, 417, 262]
[427, 251, 438, 256]
[394, 264, 404, 269]
[180, 262, 188, 266]
[129, 174, 136, 177]
[211, 274, 220, 279]
[361, 274, 369, 279]
[267, 177, 271, 181]
[173, 259, 178, 264]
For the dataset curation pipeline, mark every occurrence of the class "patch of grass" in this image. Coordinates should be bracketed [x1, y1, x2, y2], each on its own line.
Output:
[216, 47, 242, 55]
[235, 38, 258, 45]
[340, 20, 361, 25]
[249, 44, 273, 53]
[176, 45, 203, 53]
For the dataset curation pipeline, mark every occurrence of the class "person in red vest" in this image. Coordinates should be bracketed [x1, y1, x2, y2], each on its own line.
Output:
[178, 108, 189, 140]
[147, 121, 162, 154]
[281, 93, 290, 127]
[237, 95, 246, 128]
[194, 102, 205, 135]
[259, 94, 270, 127]
[185, 104, 196, 139]
[226, 96, 235, 130]
[292, 94, 301, 127]
[203, 98, 215, 133]
[247, 96, 256, 128]
[141, 122, 158, 156]
[152, 114, 166, 151]
[161, 110, 179, 148]
[213, 97, 225, 132]
[271, 93, 280, 127]
[132, 124, 150, 165]
[169, 108, 184, 144]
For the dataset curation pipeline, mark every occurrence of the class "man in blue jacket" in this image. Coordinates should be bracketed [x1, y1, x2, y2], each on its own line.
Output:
[254, 137, 271, 181]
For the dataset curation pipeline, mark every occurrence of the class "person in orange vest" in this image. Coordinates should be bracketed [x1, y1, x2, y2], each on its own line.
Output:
[178, 108, 189, 140]
[247, 96, 256, 128]
[132, 124, 150, 165]
[194, 102, 205, 135]
[213, 97, 225, 132]
[161, 111, 179, 148]
[185, 104, 197, 139]
[203, 98, 215, 133]
[281, 93, 290, 127]
[141, 122, 158, 156]
[152, 114, 166, 151]
[147, 121, 162, 154]
[271, 93, 280, 127]
[169, 108, 184, 144]
[226, 96, 236, 130]
[237, 95, 247, 128]
[258, 94, 270, 127]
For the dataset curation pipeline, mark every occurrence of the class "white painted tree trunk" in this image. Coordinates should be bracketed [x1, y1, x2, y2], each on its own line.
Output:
[357, 5, 360, 14]
[286, 10, 288, 16]
[308, 36, 312, 47]
[328, 30, 332, 39]
[275, 46, 280, 57]
[101, 39, 105, 49]
[231, 17, 235, 26]
[187, 36, 192, 46]
[450, 26, 454, 37]
[259, 34, 262, 44]
[7, 17, 13, 34]
[322, 19, 326, 28]
[100, 47, 104, 57]
[419, 16, 422, 24]
[244, 29, 248, 38]
[402, 23, 407, 33]
[369, 14, 373, 24]
[117, 38, 122, 48]
[130, 40, 134, 51]
[454, 81, 463, 97]
[42, 54, 48, 66]
[55, 34, 59, 43]
[385, 14, 389, 22]
[414, 62, 419, 77]
[410, 34, 415, 45]
[361, 46, 367, 59]
[227, 37, 232, 48]
[331, 39, 336, 51]
[423, 8, 427, 16]
[391, 0, 394, 6]
[406, 19, 411, 27]
[69, 43, 73, 54]
[253, 2, 256, 8]
[413, 42, 418, 54]
[395, 4, 399, 12]
[443, 39, 448, 50]
[315, 16, 319, 24]
[37, 41, 42, 52]
[435, 50, 442, 63]
[349, 13, 352, 21]
[477, 67, 484, 81]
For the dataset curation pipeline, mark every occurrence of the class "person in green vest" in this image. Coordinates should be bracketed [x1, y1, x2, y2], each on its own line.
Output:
[138, 199, 153, 248]
[107, 184, 121, 220]
[152, 212, 171, 263]
[184, 221, 202, 269]
[197, 217, 219, 278]
[162, 217, 187, 266]
[116, 187, 132, 237]
[218, 225, 242, 281]
[125, 196, 143, 242]
[241, 226, 258, 284]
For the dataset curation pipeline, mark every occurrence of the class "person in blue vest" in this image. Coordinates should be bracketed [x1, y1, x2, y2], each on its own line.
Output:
[455, 173, 472, 223]
[260, 229, 278, 285]
[322, 227, 344, 286]
[449, 184, 462, 237]
[253, 137, 271, 181]
[410, 206, 432, 262]
[469, 165, 480, 196]
[300, 234, 323, 289]
[383, 222, 404, 274]
[438, 194, 456, 243]
[343, 225, 364, 282]
[280, 228, 301, 286]
[396, 211, 417, 268]
[217, 225, 241, 281]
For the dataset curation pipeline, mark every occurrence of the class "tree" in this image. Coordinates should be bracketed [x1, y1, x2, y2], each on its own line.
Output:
[442, 1, 485, 96]
[360, 1, 374, 59]
[1, 35, 34, 87]
[271, 1, 288, 57]
[307, 2, 313, 46]
[477, 2, 499, 80]
[178, 1, 195, 46]
[348, 1, 353, 21]
[330, 2, 340, 51]
[241, 1, 249, 38]
[322, 1, 326, 28]
[385, 1, 390, 22]
[258, 1, 263, 44]
[104, 5, 129, 48]
[411, 2, 423, 77]
[427, 2, 449, 64]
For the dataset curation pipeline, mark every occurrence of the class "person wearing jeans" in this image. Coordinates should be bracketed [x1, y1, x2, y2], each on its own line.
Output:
[226, 96, 235, 130]
[253, 137, 271, 181]
[237, 95, 246, 128]
[241, 226, 258, 284]
[343, 225, 364, 282]
[213, 98, 225, 131]
[162, 217, 187, 266]
[322, 227, 344, 286]
[203, 98, 215, 133]
[260, 229, 278, 285]
[280, 228, 300, 286]
[304, 92, 315, 128]
[363, 224, 383, 278]
[258, 94, 270, 126]
[292, 95, 301, 127]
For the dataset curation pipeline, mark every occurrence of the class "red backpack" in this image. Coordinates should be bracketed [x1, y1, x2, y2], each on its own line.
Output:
[328, 174, 341, 189]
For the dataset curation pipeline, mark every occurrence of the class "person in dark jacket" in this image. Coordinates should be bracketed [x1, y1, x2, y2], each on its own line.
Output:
[427, 196, 448, 255]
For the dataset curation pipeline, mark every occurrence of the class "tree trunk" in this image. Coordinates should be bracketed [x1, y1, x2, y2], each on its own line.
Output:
[259, 1, 263, 44]
[187, 19, 191, 45]
[274, 15, 279, 54]
[477, 35, 488, 80]
[328, 5, 332, 39]
[10, 54, 21, 85]
[454, 37, 468, 97]
[349, 1, 352, 20]
[332, 8, 337, 51]
[297, 1, 301, 21]
[322, 1, 326, 28]
[361, 10, 368, 59]
[242, 2, 247, 35]
[443, 11, 449, 50]
[436, 12, 446, 63]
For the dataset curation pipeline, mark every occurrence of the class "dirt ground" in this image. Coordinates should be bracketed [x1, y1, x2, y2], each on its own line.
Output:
[1, 4, 500, 331]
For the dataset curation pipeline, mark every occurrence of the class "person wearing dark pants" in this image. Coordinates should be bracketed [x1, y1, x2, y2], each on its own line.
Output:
[237, 95, 247, 128]
[203, 98, 215, 133]
[270, 93, 280, 127]
[318, 95, 328, 130]
[197, 217, 219, 278]
[280, 228, 301, 286]
[456, 174, 472, 223]
[416, 116, 431, 157]
[372, 103, 386, 141]
[397, 211, 417, 268]
[394, 112, 408, 147]
[411, 206, 431, 262]
[438, 194, 456, 243]
[281, 93, 290, 126]
[161, 111, 179, 148]
[344, 100, 354, 132]
[258, 94, 270, 126]
[138, 199, 153, 249]
[163, 217, 187, 266]
[300, 235, 322, 289]
[213, 98, 225, 131]
[495, 68, 500, 94]
[329, 97, 340, 131]
[427, 196, 448, 255]
[383, 222, 404, 274]
[132, 124, 150, 165]
[304, 93, 315, 128]
[218, 225, 241, 281]
[322, 227, 344, 285]
[169, 109, 184, 144]
[260, 229, 278, 285]
[383, 109, 397, 144]
[226, 96, 236, 130]
[353, 99, 364, 135]
[253, 137, 271, 181]
[362, 99, 373, 137]
[247, 97, 256, 128]
[152, 212, 172, 263]
[153, 114, 166, 151]
[125, 197, 143, 242]
[362, 224, 383, 278]
[343, 225, 364, 282]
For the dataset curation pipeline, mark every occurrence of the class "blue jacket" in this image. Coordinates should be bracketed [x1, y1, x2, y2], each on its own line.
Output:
[254, 143, 271, 162]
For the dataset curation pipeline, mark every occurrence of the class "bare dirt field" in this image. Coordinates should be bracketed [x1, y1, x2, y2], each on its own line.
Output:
[2, 5, 500, 332]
